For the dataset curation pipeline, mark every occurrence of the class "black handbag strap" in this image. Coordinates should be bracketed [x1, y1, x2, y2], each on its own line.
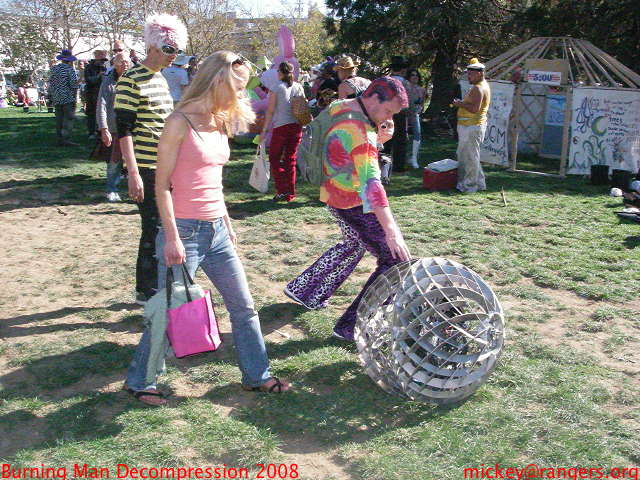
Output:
[166, 263, 195, 308]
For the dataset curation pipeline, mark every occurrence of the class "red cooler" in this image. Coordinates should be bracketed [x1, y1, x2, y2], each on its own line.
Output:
[423, 168, 458, 191]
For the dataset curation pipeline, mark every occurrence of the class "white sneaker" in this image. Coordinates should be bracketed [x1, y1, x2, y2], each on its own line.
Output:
[112, 193, 121, 202]
[106, 192, 115, 202]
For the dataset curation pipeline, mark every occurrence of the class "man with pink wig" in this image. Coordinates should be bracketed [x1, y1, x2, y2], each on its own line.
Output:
[285, 77, 412, 341]
[115, 13, 188, 305]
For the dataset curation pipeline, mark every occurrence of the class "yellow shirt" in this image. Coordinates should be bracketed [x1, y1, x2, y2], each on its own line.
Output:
[457, 80, 491, 126]
[114, 64, 173, 169]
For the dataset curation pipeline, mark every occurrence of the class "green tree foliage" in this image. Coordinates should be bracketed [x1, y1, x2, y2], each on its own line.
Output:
[291, 7, 332, 69]
[508, 0, 640, 69]
[324, 0, 527, 115]
[0, 15, 58, 80]
[248, 7, 332, 70]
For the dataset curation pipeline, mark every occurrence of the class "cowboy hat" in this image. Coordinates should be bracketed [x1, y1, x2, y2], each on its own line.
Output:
[56, 49, 77, 62]
[334, 56, 360, 71]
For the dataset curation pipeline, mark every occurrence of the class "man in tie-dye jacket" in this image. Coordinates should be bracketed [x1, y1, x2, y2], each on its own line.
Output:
[285, 77, 411, 341]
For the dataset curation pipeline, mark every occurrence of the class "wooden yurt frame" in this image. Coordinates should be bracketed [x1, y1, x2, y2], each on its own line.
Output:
[484, 37, 640, 177]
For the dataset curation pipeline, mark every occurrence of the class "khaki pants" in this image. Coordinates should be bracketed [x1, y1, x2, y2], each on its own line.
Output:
[456, 124, 487, 193]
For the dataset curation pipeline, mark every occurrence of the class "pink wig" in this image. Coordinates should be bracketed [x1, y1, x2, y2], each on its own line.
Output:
[144, 13, 188, 50]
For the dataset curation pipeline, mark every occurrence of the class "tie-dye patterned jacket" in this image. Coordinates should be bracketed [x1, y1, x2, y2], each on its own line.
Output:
[319, 100, 389, 213]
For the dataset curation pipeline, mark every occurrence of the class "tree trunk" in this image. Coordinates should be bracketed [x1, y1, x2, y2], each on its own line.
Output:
[425, 40, 459, 118]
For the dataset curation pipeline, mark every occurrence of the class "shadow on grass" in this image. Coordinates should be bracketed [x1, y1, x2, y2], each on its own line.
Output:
[0, 303, 143, 338]
[204, 358, 456, 454]
[0, 390, 131, 459]
[0, 174, 114, 212]
[623, 235, 640, 249]
[0, 341, 135, 405]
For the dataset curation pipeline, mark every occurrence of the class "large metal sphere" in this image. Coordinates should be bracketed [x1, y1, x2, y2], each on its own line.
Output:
[355, 258, 505, 405]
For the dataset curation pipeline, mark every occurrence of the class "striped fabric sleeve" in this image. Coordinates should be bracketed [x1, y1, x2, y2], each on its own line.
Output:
[114, 74, 140, 113]
[68, 68, 78, 90]
[114, 74, 139, 137]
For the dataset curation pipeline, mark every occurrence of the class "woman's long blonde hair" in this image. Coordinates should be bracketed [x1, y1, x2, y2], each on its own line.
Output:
[178, 50, 255, 136]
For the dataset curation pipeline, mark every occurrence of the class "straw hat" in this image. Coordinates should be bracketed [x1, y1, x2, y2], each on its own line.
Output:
[334, 56, 360, 71]
[466, 58, 486, 71]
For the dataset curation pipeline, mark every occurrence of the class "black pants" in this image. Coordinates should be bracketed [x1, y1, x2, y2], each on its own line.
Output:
[386, 111, 408, 172]
[54, 102, 76, 143]
[85, 91, 99, 135]
[136, 168, 159, 297]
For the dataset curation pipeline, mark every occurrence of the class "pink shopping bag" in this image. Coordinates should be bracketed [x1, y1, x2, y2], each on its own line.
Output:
[165, 265, 222, 358]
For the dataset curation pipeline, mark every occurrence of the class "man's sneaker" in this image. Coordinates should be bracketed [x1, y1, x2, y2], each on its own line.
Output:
[107, 192, 121, 202]
[332, 326, 354, 342]
[283, 286, 316, 310]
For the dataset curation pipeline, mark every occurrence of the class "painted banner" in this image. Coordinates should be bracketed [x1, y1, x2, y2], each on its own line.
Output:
[527, 70, 562, 85]
[460, 80, 515, 166]
[567, 87, 640, 175]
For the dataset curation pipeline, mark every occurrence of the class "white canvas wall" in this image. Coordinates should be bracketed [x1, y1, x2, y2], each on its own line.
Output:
[567, 87, 640, 175]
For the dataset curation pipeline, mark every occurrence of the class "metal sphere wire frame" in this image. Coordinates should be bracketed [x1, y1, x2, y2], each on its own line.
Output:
[354, 257, 505, 405]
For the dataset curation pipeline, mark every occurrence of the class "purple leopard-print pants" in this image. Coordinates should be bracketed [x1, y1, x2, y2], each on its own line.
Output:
[286, 205, 400, 336]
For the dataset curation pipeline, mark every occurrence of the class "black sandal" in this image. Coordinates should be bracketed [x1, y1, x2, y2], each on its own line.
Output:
[242, 377, 288, 393]
[123, 384, 168, 406]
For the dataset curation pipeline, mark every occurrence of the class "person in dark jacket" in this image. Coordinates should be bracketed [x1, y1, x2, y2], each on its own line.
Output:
[98, 53, 131, 202]
[84, 50, 108, 139]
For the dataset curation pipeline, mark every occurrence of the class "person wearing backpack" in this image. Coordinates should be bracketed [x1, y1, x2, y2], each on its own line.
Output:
[260, 61, 306, 202]
[284, 77, 411, 341]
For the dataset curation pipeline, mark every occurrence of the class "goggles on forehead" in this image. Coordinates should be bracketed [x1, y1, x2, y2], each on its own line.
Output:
[160, 44, 182, 56]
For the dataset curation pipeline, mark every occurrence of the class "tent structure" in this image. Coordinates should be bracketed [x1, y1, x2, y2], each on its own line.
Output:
[476, 37, 640, 177]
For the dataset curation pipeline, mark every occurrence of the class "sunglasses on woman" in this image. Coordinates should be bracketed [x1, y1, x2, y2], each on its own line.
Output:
[160, 44, 183, 55]
[231, 56, 246, 66]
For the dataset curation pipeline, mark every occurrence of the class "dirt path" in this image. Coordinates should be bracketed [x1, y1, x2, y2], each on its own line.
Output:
[1, 197, 637, 474]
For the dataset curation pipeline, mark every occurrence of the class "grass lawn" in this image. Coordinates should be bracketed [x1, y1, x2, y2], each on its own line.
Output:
[0, 107, 638, 479]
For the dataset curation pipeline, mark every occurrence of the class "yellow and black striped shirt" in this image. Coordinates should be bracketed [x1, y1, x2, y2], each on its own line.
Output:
[114, 64, 173, 169]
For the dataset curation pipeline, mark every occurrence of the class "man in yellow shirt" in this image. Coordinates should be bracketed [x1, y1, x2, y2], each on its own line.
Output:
[453, 58, 491, 193]
[115, 13, 187, 304]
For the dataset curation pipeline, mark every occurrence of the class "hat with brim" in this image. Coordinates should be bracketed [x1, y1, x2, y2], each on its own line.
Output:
[466, 57, 485, 71]
[321, 62, 336, 74]
[389, 55, 409, 70]
[56, 49, 77, 62]
[334, 56, 360, 71]
[172, 54, 190, 66]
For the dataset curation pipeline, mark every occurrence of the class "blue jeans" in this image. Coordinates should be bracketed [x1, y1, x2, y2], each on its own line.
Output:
[126, 217, 272, 390]
[106, 161, 122, 193]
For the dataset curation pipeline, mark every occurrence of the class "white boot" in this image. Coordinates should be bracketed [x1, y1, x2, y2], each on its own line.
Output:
[408, 140, 420, 168]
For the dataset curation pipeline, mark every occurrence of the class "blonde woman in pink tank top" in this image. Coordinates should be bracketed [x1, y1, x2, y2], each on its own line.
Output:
[125, 51, 290, 405]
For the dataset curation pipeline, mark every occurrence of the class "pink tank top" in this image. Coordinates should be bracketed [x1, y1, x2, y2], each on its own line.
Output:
[170, 120, 230, 221]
